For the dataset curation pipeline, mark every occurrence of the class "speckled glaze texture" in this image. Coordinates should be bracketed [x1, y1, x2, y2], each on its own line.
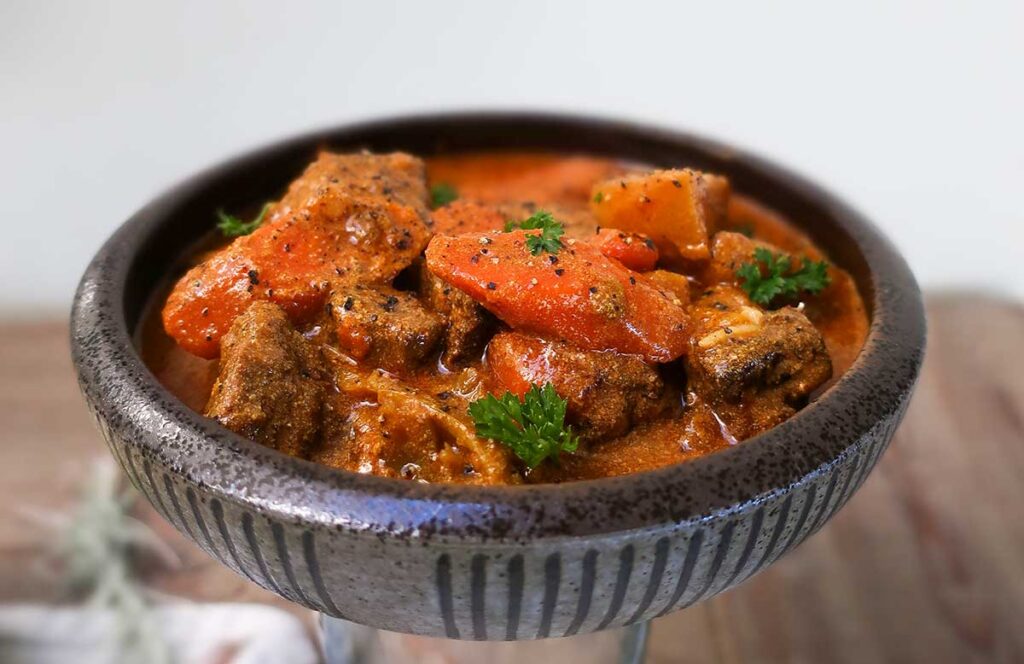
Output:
[70, 113, 925, 639]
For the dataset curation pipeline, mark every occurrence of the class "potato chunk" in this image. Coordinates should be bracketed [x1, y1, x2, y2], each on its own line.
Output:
[590, 169, 729, 264]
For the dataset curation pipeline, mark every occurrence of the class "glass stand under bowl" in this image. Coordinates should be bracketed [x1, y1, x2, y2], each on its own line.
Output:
[320, 615, 649, 664]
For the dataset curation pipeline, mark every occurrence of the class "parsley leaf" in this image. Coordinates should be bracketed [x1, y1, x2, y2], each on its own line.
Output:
[216, 202, 272, 237]
[504, 210, 566, 255]
[468, 383, 578, 468]
[430, 183, 459, 209]
[736, 247, 831, 306]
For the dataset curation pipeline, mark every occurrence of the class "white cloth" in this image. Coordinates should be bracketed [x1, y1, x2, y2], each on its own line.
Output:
[0, 603, 318, 664]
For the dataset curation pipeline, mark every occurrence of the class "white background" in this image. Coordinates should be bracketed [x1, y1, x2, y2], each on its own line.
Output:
[2, 0, 1021, 317]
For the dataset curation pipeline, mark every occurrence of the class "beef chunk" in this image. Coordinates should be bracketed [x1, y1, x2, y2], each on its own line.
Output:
[702, 231, 790, 286]
[206, 302, 324, 457]
[417, 262, 494, 366]
[687, 285, 832, 439]
[313, 361, 519, 485]
[327, 283, 444, 372]
[487, 331, 672, 443]
[277, 150, 431, 223]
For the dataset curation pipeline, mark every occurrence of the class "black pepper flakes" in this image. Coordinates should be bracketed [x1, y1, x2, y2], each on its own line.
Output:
[629, 276, 636, 285]
[589, 286, 598, 294]
[247, 269, 259, 285]
[554, 268, 565, 276]
[383, 295, 399, 312]
[343, 296, 354, 311]
[487, 281, 497, 290]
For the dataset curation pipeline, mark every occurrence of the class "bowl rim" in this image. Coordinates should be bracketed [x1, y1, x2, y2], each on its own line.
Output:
[70, 111, 926, 542]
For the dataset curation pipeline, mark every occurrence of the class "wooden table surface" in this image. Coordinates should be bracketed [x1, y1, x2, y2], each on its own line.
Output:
[2, 294, 1022, 663]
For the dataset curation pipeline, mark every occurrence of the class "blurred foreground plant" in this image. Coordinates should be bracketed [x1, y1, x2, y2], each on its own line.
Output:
[26, 460, 179, 663]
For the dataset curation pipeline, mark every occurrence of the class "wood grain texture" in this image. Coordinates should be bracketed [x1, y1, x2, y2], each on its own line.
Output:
[1, 294, 1021, 662]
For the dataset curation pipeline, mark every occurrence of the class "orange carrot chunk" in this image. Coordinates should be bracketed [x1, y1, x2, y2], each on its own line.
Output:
[424, 230, 690, 362]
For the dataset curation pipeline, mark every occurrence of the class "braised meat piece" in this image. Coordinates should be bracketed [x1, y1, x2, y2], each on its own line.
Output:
[206, 302, 325, 457]
[702, 231, 791, 286]
[687, 285, 832, 439]
[314, 358, 519, 484]
[276, 150, 430, 221]
[487, 331, 672, 443]
[163, 151, 431, 358]
[417, 262, 494, 367]
[326, 282, 444, 373]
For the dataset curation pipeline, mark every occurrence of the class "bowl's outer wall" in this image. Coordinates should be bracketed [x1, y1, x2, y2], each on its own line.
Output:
[71, 113, 925, 639]
[88, 402, 901, 638]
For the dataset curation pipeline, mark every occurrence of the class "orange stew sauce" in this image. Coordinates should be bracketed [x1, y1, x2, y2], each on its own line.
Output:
[140, 153, 868, 484]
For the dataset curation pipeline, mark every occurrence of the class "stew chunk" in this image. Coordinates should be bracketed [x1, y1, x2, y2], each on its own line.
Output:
[590, 170, 729, 264]
[417, 262, 494, 367]
[687, 285, 832, 439]
[487, 332, 670, 443]
[206, 302, 325, 457]
[163, 152, 432, 358]
[326, 282, 444, 373]
[425, 230, 690, 362]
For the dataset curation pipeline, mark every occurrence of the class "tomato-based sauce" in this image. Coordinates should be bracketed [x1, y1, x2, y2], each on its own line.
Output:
[140, 152, 868, 484]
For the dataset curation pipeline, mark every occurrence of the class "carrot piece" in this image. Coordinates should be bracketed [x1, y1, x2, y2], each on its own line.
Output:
[424, 230, 690, 362]
[592, 228, 659, 271]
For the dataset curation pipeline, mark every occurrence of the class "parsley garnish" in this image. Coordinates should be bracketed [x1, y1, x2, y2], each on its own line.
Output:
[504, 210, 566, 255]
[593, 191, 604, 203]
[468, 383, 578, 468]
[430, 183, 459, 209]
[736, 247, 831, 306]
[216, 202, 272, 237]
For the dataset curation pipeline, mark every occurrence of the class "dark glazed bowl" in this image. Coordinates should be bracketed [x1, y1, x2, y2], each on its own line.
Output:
[70, 113, 925, 640]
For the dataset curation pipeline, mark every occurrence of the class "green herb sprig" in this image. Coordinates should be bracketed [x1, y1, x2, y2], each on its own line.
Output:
[430, 183, 459, 209]
[468, 383, 578, 468]
[736, 247, 831, 306]
[216, 202, 272, 237]
[504, 210, 566, 256]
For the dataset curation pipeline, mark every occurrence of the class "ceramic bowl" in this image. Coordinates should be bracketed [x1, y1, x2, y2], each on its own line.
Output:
[70, 113, 925, 639]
